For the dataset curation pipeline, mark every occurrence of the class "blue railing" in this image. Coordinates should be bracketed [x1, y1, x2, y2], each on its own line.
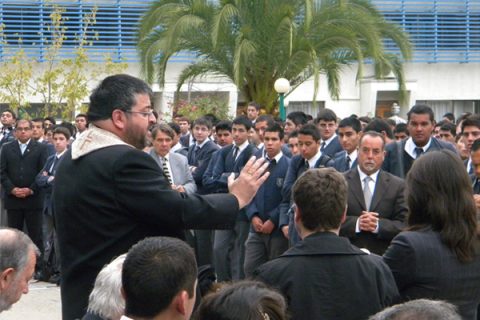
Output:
[0, 0, 478, 63]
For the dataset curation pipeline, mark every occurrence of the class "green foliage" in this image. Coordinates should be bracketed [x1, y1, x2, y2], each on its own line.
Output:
[138, 0, 412, 114]
[173, 96, 231, 121]
[0, 5, 128, 119]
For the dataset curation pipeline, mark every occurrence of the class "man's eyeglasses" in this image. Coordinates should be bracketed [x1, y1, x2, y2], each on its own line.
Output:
[124, 110, 155, 118]
[16, 127, 31, 132]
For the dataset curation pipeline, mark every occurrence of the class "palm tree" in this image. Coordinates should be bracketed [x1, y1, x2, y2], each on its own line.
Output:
[138, 0, 411, 114]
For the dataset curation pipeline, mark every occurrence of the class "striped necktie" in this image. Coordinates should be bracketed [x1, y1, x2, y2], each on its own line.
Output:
[162, 157, 173, 185]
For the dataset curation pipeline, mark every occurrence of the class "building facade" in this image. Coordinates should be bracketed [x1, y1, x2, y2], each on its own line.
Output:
[0, 0, 479, 120]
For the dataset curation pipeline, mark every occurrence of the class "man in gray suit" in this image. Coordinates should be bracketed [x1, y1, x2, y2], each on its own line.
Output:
[149, 124, 196, 194]
[341, 131, 407, 255]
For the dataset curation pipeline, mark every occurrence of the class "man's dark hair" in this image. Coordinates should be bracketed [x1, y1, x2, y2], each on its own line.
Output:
[3, 109, 17, 120]
[76, 113, 87, 120]
[287, 111, 308, 127]
[265, 122, 284, 140]
[122, 237, 197, 318]
[233, 115, 253, 131]
[358, 116, 371, 124]
[176, 116, 190, 124]
[167, 122, 181, 135]
[248, 101, 261, 111]
[434, 120, 446, 129]
[53, 126, 72, 140]
[59, 122, 76, 137]
[407, 104, 435, 122]
[293, 168, 347, 231]
[215, 120, 232, 132]
[472, 139, 480, 153]
[288, 130, 299, 140]
[31, 117, 45, 129]
[394, 123, 408, 135]
[151, 123, 175, 140]
[440, 122, 456, 137]
[256, 114, 275, 127]
[461, 114, 480, 133]
[443, 112, 455, 123]
[298, 124, 321, 142]
[315, 108, 337, 123]
[44, 116, 56, 125]
[193, 117, 213, 130]
[364, 118, 394, 140]
[338, 117, 362, 133]
[88, 74, 153, 122]
[204, 113, 219, 127]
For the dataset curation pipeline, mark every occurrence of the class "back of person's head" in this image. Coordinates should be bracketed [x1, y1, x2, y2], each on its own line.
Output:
[194, 280, 287, 320]
[315, 108, 337, 123]
[287, 111, 308, 127]
[298, 123, 321, 142]
[0, 228, 38, 274]
[168, 122, 182, 136]
[407, 104, 435, 122]
[443, 112, 455, 123]
[122, 237, 197, 319]
[406, 150, 478, 263]
[293, 168, 347, 231]
[364, 118, 394, 140]
[369, 299, 461, 320]
[358, 116, 372, 125]
[394, 123, 408, 135]
[87, 254, 126, 320]
[88, 74, 153, 122]
[338, 117, 362, 133]
[233, 115, 253, 131]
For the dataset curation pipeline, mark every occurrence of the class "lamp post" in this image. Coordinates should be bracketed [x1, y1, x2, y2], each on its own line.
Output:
[274, 78, 290, 121]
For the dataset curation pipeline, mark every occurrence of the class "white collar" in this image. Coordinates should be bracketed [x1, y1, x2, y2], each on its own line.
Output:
[266, 151, 283, 162]
[55, 149, 67, 158]
[235, 140, 250, 153]
[322, 133, 337, 146]
[307, 148, 323, 168]
[405, 137, 432, 159]
[357, 166, 380, 183]
[347, 149, 358, 163]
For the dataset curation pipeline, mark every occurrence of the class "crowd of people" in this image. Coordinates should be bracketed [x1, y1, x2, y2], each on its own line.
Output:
[1, 73, 480, 320]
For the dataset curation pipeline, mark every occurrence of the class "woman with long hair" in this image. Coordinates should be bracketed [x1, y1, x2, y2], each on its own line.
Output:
[383, 150, 480, 319]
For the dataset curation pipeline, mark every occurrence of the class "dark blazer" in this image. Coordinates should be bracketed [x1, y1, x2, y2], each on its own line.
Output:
[255, 232, 399, 320]
[202, 148, 223, 193]
[382, 137, 458, 178]
[211, 143, 258, 193]
[340, 169, 407, 255]
[0, 139, 48, 209]
[35, 153, 64, 216]
[54, 145, 239, 320]
[280, 153, 334, 228]
[333, 150, 358, 172]
[180, 133, 193, 148]
[0, 128, 15, 148]
[383, 228, 480, 320]
[322, 135, 343, 158]
[187, 140, 219, 193]
[257, 144, 292, 158]
[246, 151, 290, 232]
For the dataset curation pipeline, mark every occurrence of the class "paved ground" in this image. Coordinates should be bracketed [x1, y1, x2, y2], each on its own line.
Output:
[1, 281, 61, 320]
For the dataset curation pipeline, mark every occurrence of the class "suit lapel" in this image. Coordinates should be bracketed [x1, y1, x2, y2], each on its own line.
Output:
[370, 170, 389, 211]
[347, 169, 367, 210]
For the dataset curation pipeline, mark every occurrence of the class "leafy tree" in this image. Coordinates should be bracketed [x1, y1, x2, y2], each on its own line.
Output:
[0, 5, 127, 119]
[0, 25, 33, 113]
[138, 0, 412, 114]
